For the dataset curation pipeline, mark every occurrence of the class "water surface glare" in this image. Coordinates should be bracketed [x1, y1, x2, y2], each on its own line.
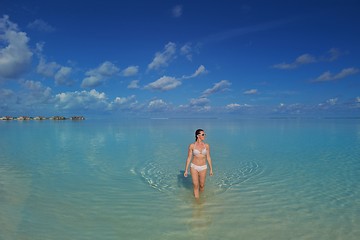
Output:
[1, 118, 359, 239]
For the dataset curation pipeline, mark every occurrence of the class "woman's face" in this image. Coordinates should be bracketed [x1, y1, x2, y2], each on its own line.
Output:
[198, 131, 206, 140]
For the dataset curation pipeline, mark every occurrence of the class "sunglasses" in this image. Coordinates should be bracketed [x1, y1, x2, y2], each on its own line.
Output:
[199, 133, 206, 136]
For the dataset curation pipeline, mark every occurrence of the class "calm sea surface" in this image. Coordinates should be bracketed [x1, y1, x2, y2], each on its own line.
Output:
[1, 118, 359, 239]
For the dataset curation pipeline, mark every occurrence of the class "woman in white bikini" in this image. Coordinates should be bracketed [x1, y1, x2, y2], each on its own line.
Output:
[184, 129, 213, 198]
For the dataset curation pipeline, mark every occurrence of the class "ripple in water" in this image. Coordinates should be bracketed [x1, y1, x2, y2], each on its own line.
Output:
[133, 160, 264, 194]
[213, 161, 264, 193]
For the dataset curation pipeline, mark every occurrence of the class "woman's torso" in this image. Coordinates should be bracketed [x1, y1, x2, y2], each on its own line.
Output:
[192, 142, 207, 166]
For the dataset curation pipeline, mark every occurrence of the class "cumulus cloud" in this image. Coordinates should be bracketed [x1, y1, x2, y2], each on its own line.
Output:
[81, 61, 120, 88]
[190, 97, 210, 107]
[326, 98, 338, 105]
[144, 76, 181, 91]
[55, 89, 109, 110]
[20, 80, 52, 105]
[316, 98, 341, 111]
[55, 67, 73, 86]
[172, 5, 183, 18]
[0, 88, 16, 112]
[36, 45, 74, 86]
[226, 103, 251, 111]
[202, 80, 231, 97]
[243, 89, 258, 95]
[122, 65, 139, 76]
[0, 15, 33, 81]
[182, 65, 207, 79]
[37, 57, 60, 77]
[148, 99, 168, 111]
[147, 42, 176, 71]
[128, 80, 140, 89]
[113, 95, 136, 105]
[272, 102, 307, 115]
[27, 19, 55, 32]
[313, 67, 359, 82]
[178, 97, 211, 113]
[1, 81, 52, 113]
[108, 95, 138, 111]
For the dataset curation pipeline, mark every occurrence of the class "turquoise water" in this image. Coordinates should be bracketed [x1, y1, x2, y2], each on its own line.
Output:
[1, 118, 359, 239]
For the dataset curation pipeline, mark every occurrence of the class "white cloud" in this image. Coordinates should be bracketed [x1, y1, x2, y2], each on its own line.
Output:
[0, 88, 16, 112]
[88, 61, 119, 76]
[81, 61, 119, 88]
[147, 42, 176, 70]
[244, 89, 258, 95]
[322, 48, 342, 62]
[273, 53, 316, 69]
[326, 98, 338, 105]
[148, 99, 168, 111]
[55, 89, 109, 110]
[55, 67, 73, 86]
[272, 103, 306, 114]
[190, 97, 210, 107]
[36, 46, 74, 86]
[172, 5, 183, 18]
[27, 19, 55, 32]
[356, 97, 360, 103]
[81, 76, 102, 88]
[122, 65, 139, 76]
[273, 48, 346, 70]
[128, 80, 140, 89]
[113, 95, 136, 105]
[0, 82, 52, 113]
[226, 103, 241, 109]
[0, 15, 33, 81]
[37, 57, 60, 77]
[21, 80, 52, 105]
[177, 98, 211, 113]
[226, 103, 251, 111]
[108, 95, 138, 111]
[145, 76, 181, 91]
[314, 67, 359, 82]
[180, 43, 192, 61]
[182, 65, 207, 79]
[202, 80, 231, 97]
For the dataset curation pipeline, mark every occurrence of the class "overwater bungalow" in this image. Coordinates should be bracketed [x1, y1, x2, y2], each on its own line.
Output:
[71, 116, 85, 120]
[0, 116, 14, 120]
[51, 116, 66, 120]
[34, 116, 47, 120]
[17, 116, 31, 120]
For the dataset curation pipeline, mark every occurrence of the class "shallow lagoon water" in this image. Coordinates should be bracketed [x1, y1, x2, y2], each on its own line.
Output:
[1, 118, 359, 239]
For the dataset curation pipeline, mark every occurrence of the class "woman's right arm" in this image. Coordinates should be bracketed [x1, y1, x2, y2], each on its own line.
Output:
[184, 144, 193, 177]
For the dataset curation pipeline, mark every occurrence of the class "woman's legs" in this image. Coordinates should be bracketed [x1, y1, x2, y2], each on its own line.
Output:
[190, 167, 200, 198]
[198, 169, 207, 193]
[190, 167, 207, 198]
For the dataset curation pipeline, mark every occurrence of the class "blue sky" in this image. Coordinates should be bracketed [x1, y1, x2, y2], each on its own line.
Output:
[1, 0, 359, 118]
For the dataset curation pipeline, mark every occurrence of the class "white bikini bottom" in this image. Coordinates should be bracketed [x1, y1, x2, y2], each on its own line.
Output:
[191, 163, 207, 172]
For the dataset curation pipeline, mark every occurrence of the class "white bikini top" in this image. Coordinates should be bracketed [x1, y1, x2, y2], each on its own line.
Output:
[193, 145, 207, 156]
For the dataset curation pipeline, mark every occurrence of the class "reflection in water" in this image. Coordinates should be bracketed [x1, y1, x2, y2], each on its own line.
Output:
[188, 198, 213, 239]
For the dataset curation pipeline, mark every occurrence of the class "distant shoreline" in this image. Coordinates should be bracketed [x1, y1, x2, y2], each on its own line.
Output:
[1, 116, 85, 121]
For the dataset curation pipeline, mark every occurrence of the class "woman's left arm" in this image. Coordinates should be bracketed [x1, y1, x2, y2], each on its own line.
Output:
[206, 144, 213, 176]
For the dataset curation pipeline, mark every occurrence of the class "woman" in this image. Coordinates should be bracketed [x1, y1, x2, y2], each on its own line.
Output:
[184, 129, 213, 198]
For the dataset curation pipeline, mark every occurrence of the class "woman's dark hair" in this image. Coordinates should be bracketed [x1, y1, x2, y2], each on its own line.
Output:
[195, 129, 204, 141]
